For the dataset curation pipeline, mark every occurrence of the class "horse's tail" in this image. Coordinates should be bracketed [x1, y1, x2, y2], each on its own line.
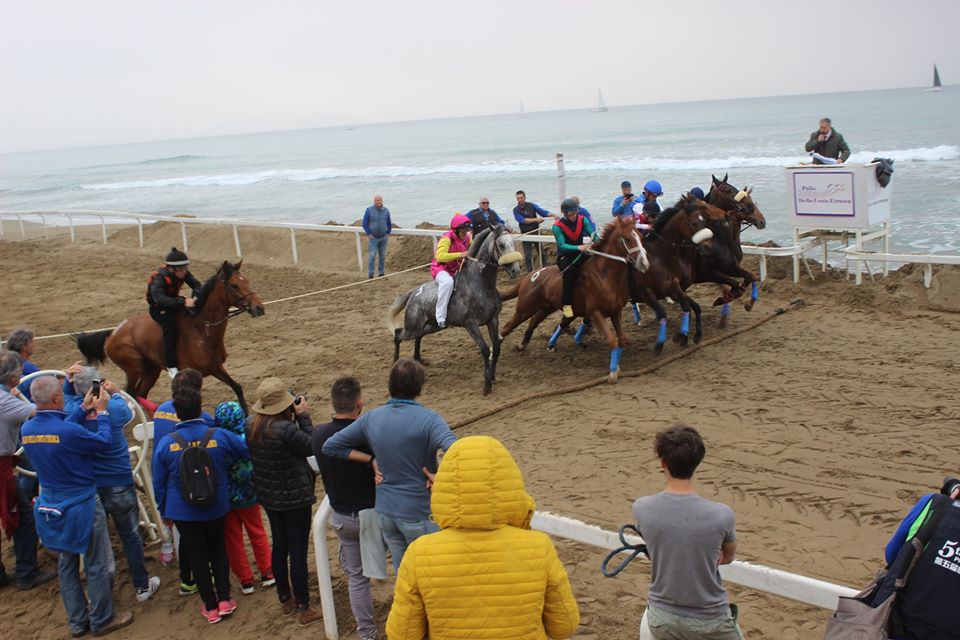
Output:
[386, 289, 414, 333]
[74, 329, 112, 365]
[499, 281, 522, 302]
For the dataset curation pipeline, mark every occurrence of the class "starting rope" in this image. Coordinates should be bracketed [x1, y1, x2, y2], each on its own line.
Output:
[448, 299, 806, 431]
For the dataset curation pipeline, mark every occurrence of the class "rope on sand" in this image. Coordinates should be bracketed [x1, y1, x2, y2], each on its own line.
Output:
[449, 299, 806, 431]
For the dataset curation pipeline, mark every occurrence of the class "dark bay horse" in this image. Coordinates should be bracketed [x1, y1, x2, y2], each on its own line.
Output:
[388, 225, 522, 395]
[702, 174, 767, 324]
[628, 196, 720, 351]
[499, 216, 649, 381]
[76, 261, 265, 411]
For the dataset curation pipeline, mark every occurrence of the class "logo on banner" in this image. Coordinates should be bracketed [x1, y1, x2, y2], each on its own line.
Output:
[793, 172, 855, 217]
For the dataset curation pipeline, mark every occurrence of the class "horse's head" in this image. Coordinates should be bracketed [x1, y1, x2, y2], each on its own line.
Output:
[471, 225, 523, 279]
[598, 216, 649, 273]
[709, 174, 766, 230]
[220, 260, 265, 317]
[655, 195, 717, 252]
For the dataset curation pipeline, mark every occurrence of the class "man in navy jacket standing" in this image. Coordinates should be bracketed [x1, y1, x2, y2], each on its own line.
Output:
[362, 195, 393, 279]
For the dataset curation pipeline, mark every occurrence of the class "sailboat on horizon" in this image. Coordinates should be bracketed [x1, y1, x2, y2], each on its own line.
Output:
[592, 89, 608, 112]
[518, 101, 527, 117]
[926, 64, 943, 92]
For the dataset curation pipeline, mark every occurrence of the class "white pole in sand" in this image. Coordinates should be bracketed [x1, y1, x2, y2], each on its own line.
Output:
[232, 224, 242, 258]
[556, 153, 566, 204]
[354, 232, 364, 272]
[290, 228, 299, 264]
[181, 222, 189, 253]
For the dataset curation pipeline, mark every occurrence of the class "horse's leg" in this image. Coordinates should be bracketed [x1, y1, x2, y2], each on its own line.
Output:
[462, 324, 493, 395]
[689, 297, 703, 344]
[211, 366, 247, 414]
[520, 309, 550, 351]
[486, 318, 500, 383]
[413, 336, 427, 365]
[137, 364, 163, 402]
[673, 288, 692, 347]
[638, 289, 667, 353]
[393, 328, 402, 363]
[588, 310, 622, 383]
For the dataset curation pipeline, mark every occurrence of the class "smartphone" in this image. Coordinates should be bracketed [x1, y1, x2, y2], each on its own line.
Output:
[91, 379, 101, 398]
[294, 395, 305, 407]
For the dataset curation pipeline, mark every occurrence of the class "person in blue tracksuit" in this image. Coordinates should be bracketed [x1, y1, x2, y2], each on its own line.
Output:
[21, 376, 134, 637]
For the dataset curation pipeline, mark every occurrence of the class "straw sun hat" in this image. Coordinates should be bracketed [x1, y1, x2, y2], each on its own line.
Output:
[251, 377, 295, 415]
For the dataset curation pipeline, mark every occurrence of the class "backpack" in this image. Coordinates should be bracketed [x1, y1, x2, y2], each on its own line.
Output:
[171, 429, 218, 507]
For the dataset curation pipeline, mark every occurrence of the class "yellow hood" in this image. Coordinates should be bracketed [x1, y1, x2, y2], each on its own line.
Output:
[431, 435, 536, 531]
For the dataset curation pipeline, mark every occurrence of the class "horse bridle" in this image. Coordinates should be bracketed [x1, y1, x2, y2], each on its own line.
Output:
[710, 183, 757, 230]
[588, 232, 646, 270]
[202, 285, 258, 329]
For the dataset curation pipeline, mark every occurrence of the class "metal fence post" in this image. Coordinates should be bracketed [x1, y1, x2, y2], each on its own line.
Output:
[232, 224, 242, 257]
[137, 219, 144, 247]
[19, 216, 26, 239]
[99, 215, 107, 244]
[290, 228, 299, 264]
[181, 222, 189, 252]
[354, 232, 364, 272]
[556, 152, 566, 204]
[39, 215, 48, 240]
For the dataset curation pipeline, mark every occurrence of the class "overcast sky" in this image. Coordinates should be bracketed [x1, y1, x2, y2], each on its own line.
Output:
[2, 0, 958, 153]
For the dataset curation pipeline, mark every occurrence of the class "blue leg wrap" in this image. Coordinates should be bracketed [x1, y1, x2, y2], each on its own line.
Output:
[657, 318, 667, 344]
[574, 323, 587, 345]
[721, 303, 730, 317]
[680, 311, 690, 335]
[548, 325, 563, 349]
[610, 346, 623, 372]
[751, 281, 759, 301]
[632, 304, 641, 324]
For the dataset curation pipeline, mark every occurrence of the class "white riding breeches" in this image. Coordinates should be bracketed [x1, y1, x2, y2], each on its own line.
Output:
[435, 271, 454, 324]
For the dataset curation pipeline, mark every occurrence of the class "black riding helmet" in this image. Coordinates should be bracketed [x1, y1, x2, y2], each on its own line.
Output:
[560, 198, 579, 214]
[165, 247, 190, 267]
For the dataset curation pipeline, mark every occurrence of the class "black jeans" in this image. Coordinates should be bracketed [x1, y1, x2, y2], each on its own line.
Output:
[149, 307, 179, 368]
[265, 507, 312, 606]
[558, 253, 584, 306]
[175, 518, 230, 610]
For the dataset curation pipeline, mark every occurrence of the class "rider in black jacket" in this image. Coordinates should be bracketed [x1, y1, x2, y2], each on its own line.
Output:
[146, 247, 201, 378]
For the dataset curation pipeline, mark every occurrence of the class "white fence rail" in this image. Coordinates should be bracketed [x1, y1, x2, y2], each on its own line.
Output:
[2, 210, 957, 286]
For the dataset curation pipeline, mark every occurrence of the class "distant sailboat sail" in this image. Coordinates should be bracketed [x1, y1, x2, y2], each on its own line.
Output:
[518, 101, 527, 117]
[592, 89, 608, 112]
[927, 64, 943, 92]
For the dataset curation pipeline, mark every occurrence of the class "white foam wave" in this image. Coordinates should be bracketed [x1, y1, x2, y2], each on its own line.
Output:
[80, 145, 959, 191]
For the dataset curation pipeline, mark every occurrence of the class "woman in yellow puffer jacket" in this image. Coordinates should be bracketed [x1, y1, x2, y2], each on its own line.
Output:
[386, 435, 580, 639]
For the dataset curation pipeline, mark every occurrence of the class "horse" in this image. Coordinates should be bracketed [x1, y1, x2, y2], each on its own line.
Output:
[702, 174, 767, 325]
[388, 225, 522, 395]
[498, 216, 649, 381]
[628, 195, 721, 352]
[75, 260, 265, 411]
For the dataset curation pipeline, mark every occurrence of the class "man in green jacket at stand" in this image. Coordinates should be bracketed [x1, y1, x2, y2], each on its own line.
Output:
[804, 117, 851, 164]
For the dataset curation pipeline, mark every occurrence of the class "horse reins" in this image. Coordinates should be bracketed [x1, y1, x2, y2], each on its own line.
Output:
[201, 290, 258, 329]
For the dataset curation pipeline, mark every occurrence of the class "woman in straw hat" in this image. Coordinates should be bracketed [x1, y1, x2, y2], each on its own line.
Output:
[245, 377, 321, 627]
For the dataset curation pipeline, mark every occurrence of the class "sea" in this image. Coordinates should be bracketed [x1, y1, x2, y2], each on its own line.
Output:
[2, 86, 958, 253]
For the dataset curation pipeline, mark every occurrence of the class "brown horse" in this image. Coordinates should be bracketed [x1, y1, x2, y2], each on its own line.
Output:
[75, 260, 264, 411]
[499, 216, 648, 380]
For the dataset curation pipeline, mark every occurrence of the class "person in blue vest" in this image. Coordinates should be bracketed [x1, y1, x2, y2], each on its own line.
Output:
[362, 195, 393, 279]
[553, 197, 598, 326]
[612, 180, 641, 217]
[152, 385, 249, 624]
[21, 375, 134, 638]
[512, 190, 557, 273]
[146, 247, 202, 379]
[881, 476, 960, 639]
[466, 197, 511, 235]
[62, 364, 160, 603]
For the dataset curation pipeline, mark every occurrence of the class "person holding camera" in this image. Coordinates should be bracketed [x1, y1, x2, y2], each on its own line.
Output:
[879, 476, 960, 639]
[62, 364, 160, 603]
[153, 385, 249, 624]
[245, 377, 321, 626]
[146, 247, 202, 379]
[21, 375, 134, 637]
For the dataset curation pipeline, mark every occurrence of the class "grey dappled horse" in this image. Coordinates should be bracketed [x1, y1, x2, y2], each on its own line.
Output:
[388, 225, 522, 394]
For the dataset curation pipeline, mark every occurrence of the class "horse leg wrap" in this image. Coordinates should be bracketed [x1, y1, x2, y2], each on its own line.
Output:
[548, 325, 563, 349]
[751, 281, 759, 302]
[680, 311, 690, 335]
[632, 303, 641, 325]
[721, 303, 730, 318]
[574, 323, 587, 345]
[657, 318, 667, 344]
[610, 346, 624, 372]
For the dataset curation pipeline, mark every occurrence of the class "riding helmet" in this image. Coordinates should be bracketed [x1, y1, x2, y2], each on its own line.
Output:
[450, 213, 472, 230]
[689, 187, 705, 201]
[165, 247, 190, 266]
[643, 180, 663, 196]
[560, 197, 579, 214]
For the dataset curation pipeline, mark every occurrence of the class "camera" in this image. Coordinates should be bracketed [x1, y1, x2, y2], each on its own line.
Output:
[294, 394, 305, 407]
[91, 379, 101, 398]
[941, 477, 960, 497]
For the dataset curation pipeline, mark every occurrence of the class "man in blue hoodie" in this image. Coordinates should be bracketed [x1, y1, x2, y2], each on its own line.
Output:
[362, 195, 393, 279]
[63, 364, 160, 603]
[21, 375, 134, 638]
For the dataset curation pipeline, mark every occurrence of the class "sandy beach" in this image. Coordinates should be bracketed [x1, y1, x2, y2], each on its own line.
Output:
[2, 221, 959, 639]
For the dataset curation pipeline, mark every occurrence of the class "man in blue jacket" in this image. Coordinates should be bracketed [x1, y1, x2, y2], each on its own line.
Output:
[362, 195, 393, 279]
[63, 364, 160, 603]
[612, 180, 641, 217]
[152, 386, 249, 624]
[21, 375, 134, 638]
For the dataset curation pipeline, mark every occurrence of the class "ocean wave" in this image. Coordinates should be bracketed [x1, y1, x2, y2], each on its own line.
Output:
[135, 154, 209, 165]
[80, 145, 959, 191]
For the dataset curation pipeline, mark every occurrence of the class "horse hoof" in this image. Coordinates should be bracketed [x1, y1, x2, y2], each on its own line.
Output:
[608, 370, 620, 383]
[674, 333, 689, 346]
[416, 359, 429, 366]
[694, 333, 702, 344]
[483, 385, 492, 395]
[655, 342, 665, 354]
[515, 343, 527, 352]
[712, 297, 725, 307]
[547, 346, 556, 353]
[744, 302, 754, 312]
[718, 316, 729, 329]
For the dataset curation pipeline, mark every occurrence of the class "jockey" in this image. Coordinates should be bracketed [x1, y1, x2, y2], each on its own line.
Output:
[146, 247, 202, 378]
[431, 214, 472, 329]
[553, 197, 598, 325]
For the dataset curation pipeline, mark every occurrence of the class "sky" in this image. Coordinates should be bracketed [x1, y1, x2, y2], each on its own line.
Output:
[2, 0, 958, 153]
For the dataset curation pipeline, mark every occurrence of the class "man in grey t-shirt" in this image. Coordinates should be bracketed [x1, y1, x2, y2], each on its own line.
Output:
[632, 424, 743, 639]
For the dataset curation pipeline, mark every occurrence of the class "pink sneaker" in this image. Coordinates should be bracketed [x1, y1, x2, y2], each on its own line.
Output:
[218, 599, 238, 617]
[201, 606, 222, 624]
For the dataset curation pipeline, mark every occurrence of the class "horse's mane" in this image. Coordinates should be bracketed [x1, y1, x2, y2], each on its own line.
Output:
[195, 262, 234, 311]
[593, 220, 619, 250]
[652, 203, 683, 235]
[468, 227, 494, 258]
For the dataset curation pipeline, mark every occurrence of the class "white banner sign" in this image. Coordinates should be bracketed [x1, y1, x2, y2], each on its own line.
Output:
[792, 171, 855, 217]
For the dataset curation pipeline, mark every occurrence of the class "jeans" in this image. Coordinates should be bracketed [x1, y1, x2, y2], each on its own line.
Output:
[522, 239, 536, 272]
[98, 484, 148, 591]
[367, 236, 388, 277]
[377, 512, 439, 570]
[175, 517, 231, 610]
[14, 470, 39, 583]
[265, 507, 312, 606]
[645, 605, 744, 640]
[59, 496, 116, 636]
[331, 511, 377, 639]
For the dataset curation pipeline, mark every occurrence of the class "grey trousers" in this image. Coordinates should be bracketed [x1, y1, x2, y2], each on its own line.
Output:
[331, 511, 377, 639]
